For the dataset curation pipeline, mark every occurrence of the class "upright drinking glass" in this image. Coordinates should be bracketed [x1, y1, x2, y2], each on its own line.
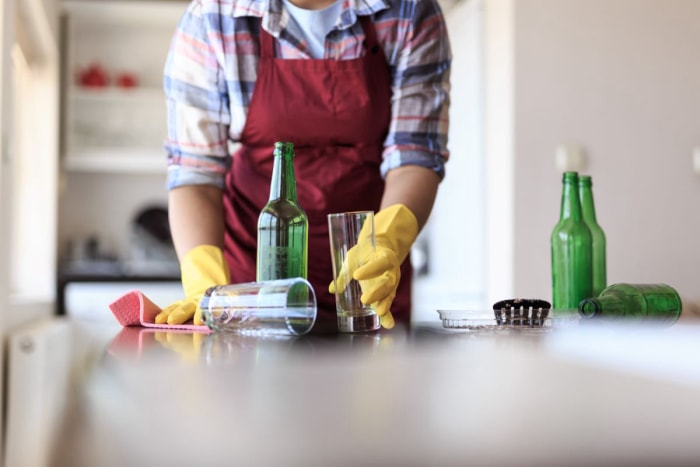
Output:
[327, 211, 380, 333]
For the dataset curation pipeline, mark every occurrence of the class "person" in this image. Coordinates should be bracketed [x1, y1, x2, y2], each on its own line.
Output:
[154, 0, 451, 333]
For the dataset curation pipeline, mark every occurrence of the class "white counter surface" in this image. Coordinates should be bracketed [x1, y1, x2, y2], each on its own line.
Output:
[7, 316, 700, 467]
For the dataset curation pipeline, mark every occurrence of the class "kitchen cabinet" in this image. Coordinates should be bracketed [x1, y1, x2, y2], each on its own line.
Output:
[61, 0, 188, 173]
[58, 1, 189, 314]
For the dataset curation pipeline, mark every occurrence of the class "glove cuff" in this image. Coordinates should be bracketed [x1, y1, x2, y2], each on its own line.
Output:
[375, 204, 418, 262]
[181, 245, 231, 297]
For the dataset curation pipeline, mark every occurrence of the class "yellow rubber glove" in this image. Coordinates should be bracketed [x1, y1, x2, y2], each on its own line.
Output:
[329, 204, 418, 329]
[155, 245, 231, 326]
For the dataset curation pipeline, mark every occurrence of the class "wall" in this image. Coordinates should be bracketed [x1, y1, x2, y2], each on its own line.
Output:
[509, 0, 700, 302]
[3, 0, 60, 308]
[483, 0, 514, 305]
[413, 0, 486, 319]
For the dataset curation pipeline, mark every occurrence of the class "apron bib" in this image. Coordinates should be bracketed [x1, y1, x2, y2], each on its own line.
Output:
[222, 15, 412, 332]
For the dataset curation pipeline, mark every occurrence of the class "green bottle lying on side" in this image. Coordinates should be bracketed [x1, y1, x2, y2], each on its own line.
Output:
[578, 283, 682, 323]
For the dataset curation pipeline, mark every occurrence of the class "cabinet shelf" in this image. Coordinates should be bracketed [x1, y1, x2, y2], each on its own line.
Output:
[63, 147, 167, 173]
[69, 86, 165, 103]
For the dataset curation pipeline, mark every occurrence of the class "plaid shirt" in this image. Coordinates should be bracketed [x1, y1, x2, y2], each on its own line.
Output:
[164, 0, 451, 189]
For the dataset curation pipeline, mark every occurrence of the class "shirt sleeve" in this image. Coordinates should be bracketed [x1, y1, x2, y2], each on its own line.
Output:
[381, 0, 451, 181]
[164, 1, 231, 190]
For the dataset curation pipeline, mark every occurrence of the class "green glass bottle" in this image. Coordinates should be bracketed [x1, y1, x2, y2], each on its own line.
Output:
[578, 283, 682, 324]
[578, 175, 606, 296]
[257, 142, 308, 281]
[551, 171, 593, 310]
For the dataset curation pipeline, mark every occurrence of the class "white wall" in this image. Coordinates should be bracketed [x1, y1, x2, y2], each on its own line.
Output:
[413, 0, 486, 319]
[482, 0, 514, 306]
[493, 0, 700, 303]
[11, 46, 60, 304]
[9, 0, 60, 308]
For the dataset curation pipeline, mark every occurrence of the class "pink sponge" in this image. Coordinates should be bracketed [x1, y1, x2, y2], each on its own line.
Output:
[109, 289, 209, 332]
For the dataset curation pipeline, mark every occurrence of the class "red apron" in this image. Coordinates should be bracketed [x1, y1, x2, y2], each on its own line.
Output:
[223, 15, 412, 333]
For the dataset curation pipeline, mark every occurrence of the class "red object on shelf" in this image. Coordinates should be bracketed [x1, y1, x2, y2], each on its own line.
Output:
[116, 72, 138, 89]
[77, 63, 109, 88]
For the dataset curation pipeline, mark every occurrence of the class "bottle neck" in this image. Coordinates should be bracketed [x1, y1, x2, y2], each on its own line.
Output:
[270, 155, 297, 202]
[559, 173, 583, 221]
[579, 293, 628, 317]
[578, 298, 602, 317]
[579, 181, 598, 223]
[269, 152, 298, 202]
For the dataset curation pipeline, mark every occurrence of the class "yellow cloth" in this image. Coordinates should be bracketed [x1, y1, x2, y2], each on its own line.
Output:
[155, 245, 231, 326]
[329, 204, 418, 329]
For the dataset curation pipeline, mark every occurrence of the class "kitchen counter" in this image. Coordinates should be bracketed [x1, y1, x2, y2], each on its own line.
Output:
[16, 314, 700, 467]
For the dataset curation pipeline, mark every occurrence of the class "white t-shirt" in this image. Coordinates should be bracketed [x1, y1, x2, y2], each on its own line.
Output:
[282, 0, 342, 59]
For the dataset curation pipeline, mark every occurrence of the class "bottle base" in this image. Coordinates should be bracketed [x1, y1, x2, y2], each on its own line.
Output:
[337, 313, 380, 333]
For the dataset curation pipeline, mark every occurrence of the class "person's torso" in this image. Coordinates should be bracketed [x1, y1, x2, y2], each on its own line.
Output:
[199, 0, 403, 140]
[221, 12, 412, 332]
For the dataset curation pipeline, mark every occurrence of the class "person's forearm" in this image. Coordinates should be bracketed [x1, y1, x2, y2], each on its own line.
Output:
[381, 165, 440, 231]
[168, 185, 226, 259]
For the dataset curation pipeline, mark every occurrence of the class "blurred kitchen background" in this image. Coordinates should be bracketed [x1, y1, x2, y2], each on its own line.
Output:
[1, 0, 700, 332]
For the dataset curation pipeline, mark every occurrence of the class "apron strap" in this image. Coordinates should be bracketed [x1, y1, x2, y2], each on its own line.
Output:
[359, 15, 379, 51]
[261, 21, 275, 58]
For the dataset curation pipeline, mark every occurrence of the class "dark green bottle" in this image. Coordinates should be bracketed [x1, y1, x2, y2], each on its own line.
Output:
[257, 142, 308, 281]
[579, 283, 682, 323]
[551, 171, 593, 310]
[578, 175, 606, 296]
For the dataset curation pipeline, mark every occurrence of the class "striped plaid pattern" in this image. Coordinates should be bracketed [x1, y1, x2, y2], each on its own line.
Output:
[164, 0, 451, 189]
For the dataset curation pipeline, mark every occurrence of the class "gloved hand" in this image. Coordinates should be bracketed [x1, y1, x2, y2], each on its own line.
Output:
[155, 245, 231, 326]
[329, 204, 418, 329]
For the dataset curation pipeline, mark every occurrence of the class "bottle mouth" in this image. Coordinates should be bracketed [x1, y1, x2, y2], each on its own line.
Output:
[578, 300, 599, 318]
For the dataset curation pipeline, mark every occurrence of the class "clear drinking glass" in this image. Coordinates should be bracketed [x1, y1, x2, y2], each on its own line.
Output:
[199, 278, 317, 336]
[327, 211, 380, 333]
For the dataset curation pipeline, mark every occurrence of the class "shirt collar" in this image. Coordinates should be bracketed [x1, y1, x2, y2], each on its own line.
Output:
[231, 0, 390, 35]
